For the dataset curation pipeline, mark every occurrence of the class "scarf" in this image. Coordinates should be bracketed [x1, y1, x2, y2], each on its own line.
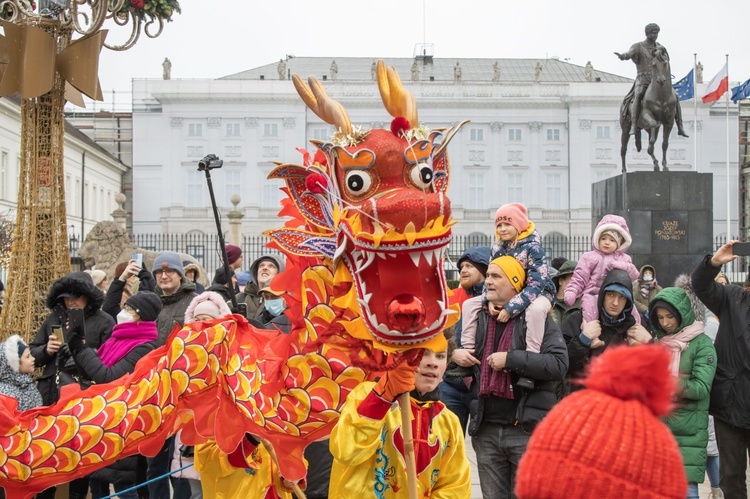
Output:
[639, 279, 657, 298]
[97, 321, 158, 367]
[479, 315, 517, 399]
[658, 321, 704, 376]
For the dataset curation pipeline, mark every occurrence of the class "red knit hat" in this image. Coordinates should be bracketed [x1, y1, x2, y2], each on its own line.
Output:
[494, 203, 529, 233]
[515, 345, 687, 499]
[225, 244, 242, 266]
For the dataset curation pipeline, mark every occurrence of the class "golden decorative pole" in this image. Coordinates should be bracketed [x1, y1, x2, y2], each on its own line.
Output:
[0, 0, 180, 342]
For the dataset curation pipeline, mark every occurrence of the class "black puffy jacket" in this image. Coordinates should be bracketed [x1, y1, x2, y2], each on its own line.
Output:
[30, 272, 115, 405]
[562, 269, 638, 392]
[468, 308, 568, 436]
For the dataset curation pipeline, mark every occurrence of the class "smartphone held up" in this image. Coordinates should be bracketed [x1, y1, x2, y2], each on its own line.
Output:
[732, 242, 750, 257]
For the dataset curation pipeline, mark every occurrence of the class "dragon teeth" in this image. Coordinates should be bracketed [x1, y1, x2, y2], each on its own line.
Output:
[409, 252, 421, 267]
[356, 251, 376, 274]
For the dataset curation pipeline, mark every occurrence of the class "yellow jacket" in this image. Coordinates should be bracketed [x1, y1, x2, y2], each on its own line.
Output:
[330, 382, 471, 498]
[194, 439, 295, 499]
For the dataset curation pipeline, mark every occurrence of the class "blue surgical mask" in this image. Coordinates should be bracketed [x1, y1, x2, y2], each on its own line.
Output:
[264, 298, 286, 317]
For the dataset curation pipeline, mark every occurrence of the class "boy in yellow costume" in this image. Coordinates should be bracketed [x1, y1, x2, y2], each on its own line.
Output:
[329, 330, 471, 498]
[194, 436, 301, 499]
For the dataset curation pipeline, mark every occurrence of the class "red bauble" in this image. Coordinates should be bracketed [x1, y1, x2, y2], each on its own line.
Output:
[131, 0, 145, 8]
[390, 116, 411, 138]
[385, 294, 425, 333]
[305, 173, 328, 194]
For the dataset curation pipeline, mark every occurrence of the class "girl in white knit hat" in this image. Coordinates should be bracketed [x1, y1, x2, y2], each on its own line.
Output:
[0, 334, 42, 411]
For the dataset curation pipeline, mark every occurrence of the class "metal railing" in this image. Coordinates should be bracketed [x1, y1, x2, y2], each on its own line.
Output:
[131, 233, 283, 274]
[128, 232, 747, 285]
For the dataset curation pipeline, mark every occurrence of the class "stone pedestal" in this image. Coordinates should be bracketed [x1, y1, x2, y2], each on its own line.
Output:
[111, 192, 128, 231]
[592, 172, 713, 287]
[227, 194, 244, 246]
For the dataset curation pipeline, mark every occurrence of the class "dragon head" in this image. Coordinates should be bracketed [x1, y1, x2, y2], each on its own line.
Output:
[266, 61, 466, 352]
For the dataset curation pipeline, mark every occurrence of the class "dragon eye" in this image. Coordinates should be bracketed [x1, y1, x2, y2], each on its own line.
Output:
[410, 162, 434, 189]
[344, 170, 373, 196]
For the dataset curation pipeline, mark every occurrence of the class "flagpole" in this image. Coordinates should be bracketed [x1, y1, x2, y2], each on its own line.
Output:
[726, 54, 731, 240]
[694, 53, 698, 170]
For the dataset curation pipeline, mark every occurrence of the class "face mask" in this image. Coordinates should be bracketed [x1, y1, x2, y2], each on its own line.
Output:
[643, 275, 653, 281]
[264, 298, 285, 317]
[117, 309, 135, 324]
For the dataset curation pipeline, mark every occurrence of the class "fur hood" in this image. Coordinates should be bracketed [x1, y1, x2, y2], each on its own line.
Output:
[183, 263, 201, 280]
[45, 271, 104, 315]
[638, 264, 656, 280]
[673, 273, 705, 323]
[184, 291, 232, 323]
[592, 214, 633, 252]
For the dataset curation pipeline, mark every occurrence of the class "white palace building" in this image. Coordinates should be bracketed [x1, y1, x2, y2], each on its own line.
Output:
[131, 57, 739, 241]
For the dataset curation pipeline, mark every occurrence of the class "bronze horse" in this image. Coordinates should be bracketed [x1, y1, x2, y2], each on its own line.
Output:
[619, 48, 681, 172]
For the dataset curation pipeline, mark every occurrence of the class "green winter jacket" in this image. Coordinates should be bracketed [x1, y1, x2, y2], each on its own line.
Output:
[650, 287, 717, 484]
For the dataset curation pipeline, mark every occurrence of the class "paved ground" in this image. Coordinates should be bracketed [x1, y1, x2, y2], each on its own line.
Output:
[464, 436, 733, 498]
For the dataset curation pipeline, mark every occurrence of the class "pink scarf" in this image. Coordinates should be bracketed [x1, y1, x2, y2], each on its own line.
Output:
[639, 279, 657, 298]
[659, 321, 704, 376]
[97, 321, 158, 367]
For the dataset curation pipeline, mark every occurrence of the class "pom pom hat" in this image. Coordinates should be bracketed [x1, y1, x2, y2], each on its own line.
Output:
[515, 345, 687, 499]
[494, 203, 529, 234]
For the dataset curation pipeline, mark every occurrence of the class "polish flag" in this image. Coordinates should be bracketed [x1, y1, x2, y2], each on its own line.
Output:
[702, 63, 729, 103]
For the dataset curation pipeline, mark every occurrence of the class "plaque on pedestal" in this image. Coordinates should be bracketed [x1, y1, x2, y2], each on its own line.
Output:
[592, 172, 713, 287]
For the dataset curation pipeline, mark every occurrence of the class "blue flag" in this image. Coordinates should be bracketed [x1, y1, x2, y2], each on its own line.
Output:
[672, 69, 694, 101]
[731, 78, 750, 103]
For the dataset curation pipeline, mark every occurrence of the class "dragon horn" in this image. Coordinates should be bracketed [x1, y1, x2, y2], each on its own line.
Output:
[376, 60, 418, 127]
[292, 74, 352, 135]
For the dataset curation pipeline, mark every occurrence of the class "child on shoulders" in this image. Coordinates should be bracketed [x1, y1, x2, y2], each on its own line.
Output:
[489, 203, 556, 389]
[564, 214, 640, 324]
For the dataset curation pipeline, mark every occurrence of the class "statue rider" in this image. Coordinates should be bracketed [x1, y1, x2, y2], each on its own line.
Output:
[615, 23, 688, 137]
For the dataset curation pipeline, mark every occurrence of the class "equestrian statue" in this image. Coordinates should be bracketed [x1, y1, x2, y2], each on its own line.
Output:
[616, 23, 688, 172]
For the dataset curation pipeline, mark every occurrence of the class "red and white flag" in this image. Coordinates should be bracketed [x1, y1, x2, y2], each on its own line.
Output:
[702, 62, 729, 103]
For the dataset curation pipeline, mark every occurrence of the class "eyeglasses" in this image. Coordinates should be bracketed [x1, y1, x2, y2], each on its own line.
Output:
[155, 269, 178, 277]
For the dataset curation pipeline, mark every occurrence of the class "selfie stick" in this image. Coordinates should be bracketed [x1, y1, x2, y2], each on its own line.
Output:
[198, 154, 240, 312]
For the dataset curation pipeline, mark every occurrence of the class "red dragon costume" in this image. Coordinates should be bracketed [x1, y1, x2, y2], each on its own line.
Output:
[0, 61, 467, 498]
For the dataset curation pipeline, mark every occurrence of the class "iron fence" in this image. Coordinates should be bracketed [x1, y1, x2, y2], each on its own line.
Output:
[132, 233, 283, 275]
[129, 232, 748, 285]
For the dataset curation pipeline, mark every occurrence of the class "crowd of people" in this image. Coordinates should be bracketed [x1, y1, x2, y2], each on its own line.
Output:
[0, 206, 749, 497]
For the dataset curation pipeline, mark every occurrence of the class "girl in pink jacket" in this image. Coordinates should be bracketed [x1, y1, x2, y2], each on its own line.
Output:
[564, 214, 640, 323]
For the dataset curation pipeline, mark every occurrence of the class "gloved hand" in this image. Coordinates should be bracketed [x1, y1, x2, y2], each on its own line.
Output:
[58, 343, 72, 359]
[138, 267, 156, 292]
[374, 360, 417, 402]
[67, 328, 85, 355]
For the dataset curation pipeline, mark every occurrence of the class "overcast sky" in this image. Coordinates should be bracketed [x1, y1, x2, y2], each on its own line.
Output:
[89, 0, 748, 105]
